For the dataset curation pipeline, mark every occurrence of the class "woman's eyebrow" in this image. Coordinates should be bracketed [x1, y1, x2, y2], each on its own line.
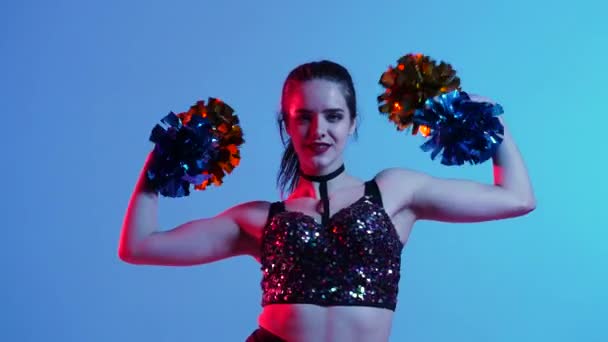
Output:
[294, 108, 314, 115]
[294, 108, 344, 115]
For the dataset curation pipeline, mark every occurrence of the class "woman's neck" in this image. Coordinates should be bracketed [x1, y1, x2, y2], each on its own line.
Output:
[292, 164, 352, 200]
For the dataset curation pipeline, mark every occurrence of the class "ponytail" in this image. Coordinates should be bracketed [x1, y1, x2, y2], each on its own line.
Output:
[276, 140, 300, 199]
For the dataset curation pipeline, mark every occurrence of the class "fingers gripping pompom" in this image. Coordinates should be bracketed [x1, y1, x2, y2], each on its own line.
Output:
[145, 98, 244, 198]
[414, 90, 504, 166]
[377, 53, 461, 132]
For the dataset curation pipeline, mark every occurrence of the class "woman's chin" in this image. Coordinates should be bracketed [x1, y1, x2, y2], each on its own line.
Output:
[303, 156, 338, 173]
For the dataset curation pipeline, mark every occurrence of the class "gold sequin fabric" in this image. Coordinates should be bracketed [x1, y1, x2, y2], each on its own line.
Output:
[260, 184, 404, 311]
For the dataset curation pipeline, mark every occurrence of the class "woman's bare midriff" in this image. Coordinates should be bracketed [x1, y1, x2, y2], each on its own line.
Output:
[258, 303, 395, 342]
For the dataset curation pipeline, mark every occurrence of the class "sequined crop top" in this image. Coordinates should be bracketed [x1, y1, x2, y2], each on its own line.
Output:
[260, 179, 404, 311]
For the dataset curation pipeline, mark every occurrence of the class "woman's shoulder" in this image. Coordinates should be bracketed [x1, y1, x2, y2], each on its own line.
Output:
[222, 200, 277, 232]
[228, 199, 276, 217]
[372, 167, 431, 211]
[374, 167, 429, 186]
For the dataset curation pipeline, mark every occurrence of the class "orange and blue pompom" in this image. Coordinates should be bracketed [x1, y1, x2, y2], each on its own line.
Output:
[414, 90, 504, 166]
[146, 98, 244, 198]
[377, 53, 460, 132]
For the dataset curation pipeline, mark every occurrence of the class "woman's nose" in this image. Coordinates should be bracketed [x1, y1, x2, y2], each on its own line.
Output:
[310, 115, 327, 137]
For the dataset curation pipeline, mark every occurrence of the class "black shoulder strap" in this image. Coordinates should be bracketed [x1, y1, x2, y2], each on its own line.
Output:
[265, 201, 285, 227]
[364, 179, 384, 208]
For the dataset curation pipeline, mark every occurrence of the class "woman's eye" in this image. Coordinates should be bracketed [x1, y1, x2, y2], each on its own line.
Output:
[297, 115, 311, 122]
[327, 114, 342, 122]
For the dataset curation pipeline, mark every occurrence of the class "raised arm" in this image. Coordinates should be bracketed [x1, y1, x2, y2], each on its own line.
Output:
[118, 152, 267, 266]
[378, 116, 535, 223]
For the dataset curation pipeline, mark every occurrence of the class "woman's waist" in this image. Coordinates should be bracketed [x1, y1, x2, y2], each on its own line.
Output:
[258, 303, 393, 342]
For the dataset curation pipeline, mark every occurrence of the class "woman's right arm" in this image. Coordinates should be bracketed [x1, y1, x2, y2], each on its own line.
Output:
[118, 153, 266, 266]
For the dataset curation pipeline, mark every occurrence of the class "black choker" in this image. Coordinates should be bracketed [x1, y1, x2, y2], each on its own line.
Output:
[299, 164, 345, 225]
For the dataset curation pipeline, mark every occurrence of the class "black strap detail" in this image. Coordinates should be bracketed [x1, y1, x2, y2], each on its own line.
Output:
[364, 179, 384, 208]
[299, 164, 346, 226]
[319, 181, 330, 226]
[299, 164, 345, 182]
[265, 201, 285, 227]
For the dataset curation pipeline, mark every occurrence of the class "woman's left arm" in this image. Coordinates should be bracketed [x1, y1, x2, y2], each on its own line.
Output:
[378, 104, 536, 223]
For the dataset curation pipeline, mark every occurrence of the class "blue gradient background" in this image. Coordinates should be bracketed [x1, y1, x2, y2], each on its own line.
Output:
[2, 0, 605, 341]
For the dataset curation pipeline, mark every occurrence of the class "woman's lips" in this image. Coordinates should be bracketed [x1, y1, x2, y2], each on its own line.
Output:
[307, 143, 331, 154]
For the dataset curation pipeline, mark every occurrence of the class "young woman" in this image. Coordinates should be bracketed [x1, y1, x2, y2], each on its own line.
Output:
[118, 60, 535, 342]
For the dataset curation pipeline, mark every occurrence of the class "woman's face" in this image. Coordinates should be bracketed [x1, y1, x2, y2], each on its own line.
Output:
[284, 79, 356, 175]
